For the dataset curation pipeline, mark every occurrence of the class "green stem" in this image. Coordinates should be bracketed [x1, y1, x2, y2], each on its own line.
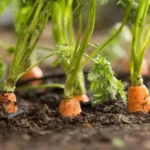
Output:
[17, 83, 64, 91]
[4, 49, 65, 92]
[130, 0, 150, 85]
[4, 0, 52, 92]
[52, 1, 73, 74]
[64, 0, 96, 98]
[83, 0, 134, 66]
[71, 0, 82, 64]
[18, 49, 68, 80]
[4, 79, 17, 93]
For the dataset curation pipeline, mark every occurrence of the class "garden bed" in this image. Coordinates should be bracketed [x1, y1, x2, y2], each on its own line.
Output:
[1, 72, 150, 150]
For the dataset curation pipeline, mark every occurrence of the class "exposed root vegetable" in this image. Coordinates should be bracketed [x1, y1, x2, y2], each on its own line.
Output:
[59, 98, 81, 117]
[74, 94, 89, 103]
[21, 66, 43, 85]
[0, 93, 17, 113]
[128, 85, 150, 113]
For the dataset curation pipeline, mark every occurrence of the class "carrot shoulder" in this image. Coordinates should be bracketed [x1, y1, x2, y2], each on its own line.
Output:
[128, 85, 150, 113]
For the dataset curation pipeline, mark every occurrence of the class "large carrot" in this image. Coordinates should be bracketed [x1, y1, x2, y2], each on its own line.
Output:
[128, 0, 150, 113]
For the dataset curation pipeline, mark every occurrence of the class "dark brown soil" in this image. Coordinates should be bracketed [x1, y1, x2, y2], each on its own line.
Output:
[1, 73, 150, 150]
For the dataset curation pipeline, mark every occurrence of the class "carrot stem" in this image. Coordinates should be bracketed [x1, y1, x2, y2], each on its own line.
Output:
[83, 0, 134, 66]
[130, 0, 150, 86]
[63, 0, 96, 99]
[4, 0, 52, 92]
[17, 83, 64, 91]
[51, 0, 87, 98]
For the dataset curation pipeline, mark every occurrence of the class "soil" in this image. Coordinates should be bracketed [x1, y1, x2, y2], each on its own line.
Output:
[1, 72, 150, 150]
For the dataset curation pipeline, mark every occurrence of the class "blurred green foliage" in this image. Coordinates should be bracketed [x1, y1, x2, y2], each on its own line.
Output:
[0, 0, 9, 15]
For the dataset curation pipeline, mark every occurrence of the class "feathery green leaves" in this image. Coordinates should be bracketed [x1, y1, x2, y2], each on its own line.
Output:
[88, 54, 126, 104]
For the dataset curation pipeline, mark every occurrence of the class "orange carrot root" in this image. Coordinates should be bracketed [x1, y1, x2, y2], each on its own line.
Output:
[59, 98, 81, 117]
[0, 93, 17, 113]
[74, 94, 89, 103]
[128, 85, 150, 113]
[21, 66, 43, 85]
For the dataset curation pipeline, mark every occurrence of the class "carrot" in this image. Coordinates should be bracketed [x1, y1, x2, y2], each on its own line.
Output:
[74, 94, 89, 103]
[0, 93, 17, 113]
[128, 85, 150, 113]
[59, 94, 89, 117]
[59, 97, 82, 117]
[21, 66, 43, 85]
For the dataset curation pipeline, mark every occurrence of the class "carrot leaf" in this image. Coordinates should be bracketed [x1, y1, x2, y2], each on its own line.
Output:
[88, 54, 126, 104]
[0, 60, 7, 80]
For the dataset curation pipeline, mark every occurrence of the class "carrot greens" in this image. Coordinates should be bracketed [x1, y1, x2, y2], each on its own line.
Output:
[4, 0, 52, 92]
[88, 54, 126, 104]
[86, 0, 134, 104]
[12, 0, 34, 34]
[127, 0, 150, 113]
[130, 0, 150, 86]
[51, 0, 88, 98]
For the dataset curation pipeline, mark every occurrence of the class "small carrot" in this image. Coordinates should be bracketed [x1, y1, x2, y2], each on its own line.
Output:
[59, 97, 82, 117]
[128, 85, 150, 113]
[0, 93, 17, 113]
[59, 94, 89, 117]
[21, 66, 43, 85]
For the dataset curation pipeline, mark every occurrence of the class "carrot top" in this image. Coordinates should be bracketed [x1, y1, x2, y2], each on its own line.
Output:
[130, 0, 150, 86]
[3, 0, 52, 93]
